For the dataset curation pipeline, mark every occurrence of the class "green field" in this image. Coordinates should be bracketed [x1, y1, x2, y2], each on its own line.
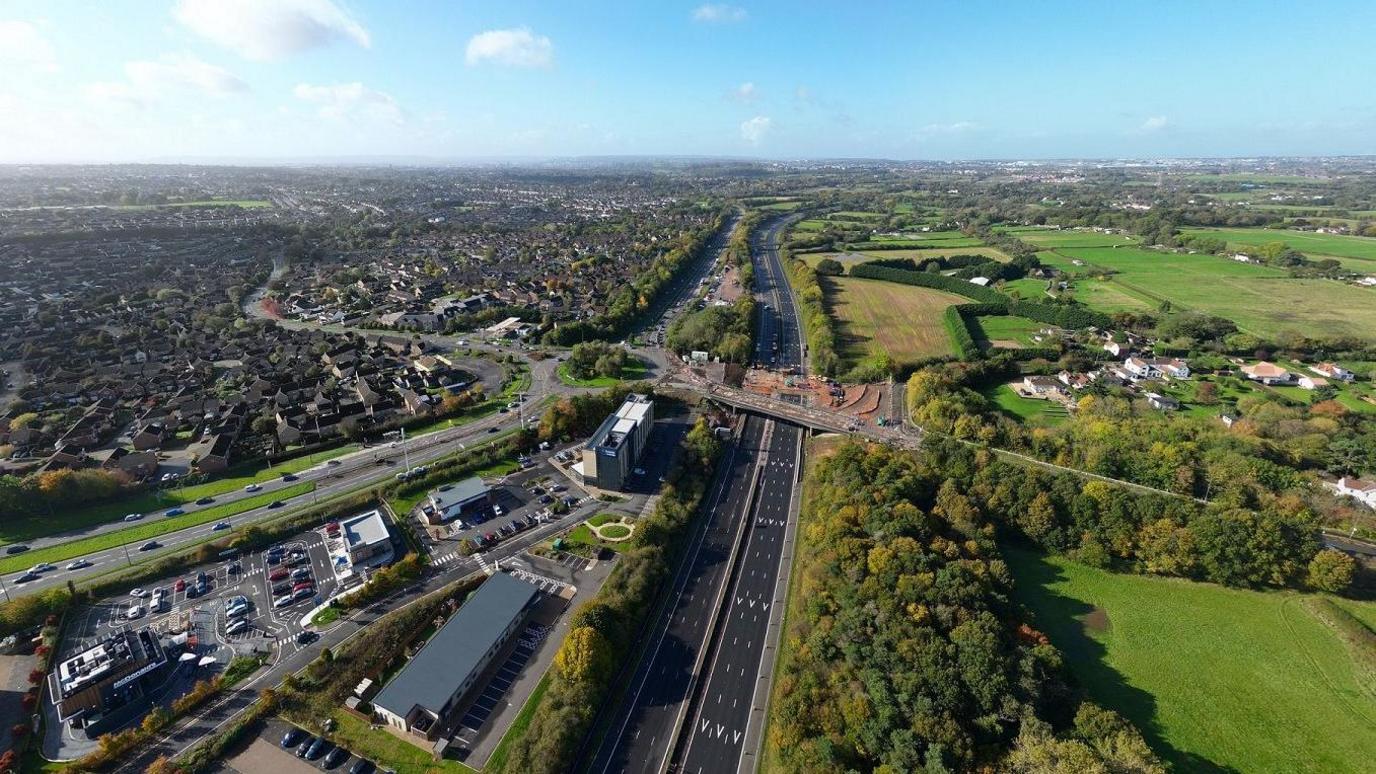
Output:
[0, 482, 315, 574]
[1065, 277, 1156, 313]
[556, 356, 650, 388]
[971, 315, 1043, 347]
[0, 445, 356, 547]
[1059, 246, 1376, 340]
[1013, 228, 1140, 249]
[799, 246, 1010, 269]
[979, 384, 1069, 425]
[1008, 548, 1376, 773]
[1181, 227, 1376, 265]
[824, 276, 964, 367]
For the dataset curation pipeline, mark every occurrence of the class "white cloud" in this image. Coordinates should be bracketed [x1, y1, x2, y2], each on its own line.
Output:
[731, 81, 758, 103]
[916, 121, 977, 136]
[740, 115, 771, 145]
[693, 4, 748, 23]
[1139, 115, 1169, 133]
[294, 81, 403, 124]
[174, 0, 370, 61]
[0, 20, 58, 72]
[465, 28, 554, 68]
[86, 53, 247, 108]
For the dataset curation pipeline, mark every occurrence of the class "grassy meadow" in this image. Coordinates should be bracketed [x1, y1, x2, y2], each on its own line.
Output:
[1008, 548, 1376, 773]
[822, 276, 964, 368]
[971, 315, 1044, 348]
[1180, 227, 1376, 265]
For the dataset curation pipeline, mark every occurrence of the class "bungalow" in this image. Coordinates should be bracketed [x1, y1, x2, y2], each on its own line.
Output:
[1297, 376, 1330, 391]
[1335, 476, 1376, 509]
[1144, 392, 1179, 411]
[1311, 362, 1355, 383]
[1240, 361, 1294, 385]
[1022, 375, 1064, 398]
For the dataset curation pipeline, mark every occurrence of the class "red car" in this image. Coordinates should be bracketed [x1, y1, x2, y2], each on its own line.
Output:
[292, 580, 315, 593]
[269, 567, 289, 581]
[325, 522, 341, 536]
[174, 578, 187, 592]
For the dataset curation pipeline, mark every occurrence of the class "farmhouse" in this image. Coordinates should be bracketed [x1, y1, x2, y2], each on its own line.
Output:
[1241, 361, 1294, 385]
[1310, 362, 1356, 382]
[372, 573, 539, 744]
[1335, 476, 1376, 509]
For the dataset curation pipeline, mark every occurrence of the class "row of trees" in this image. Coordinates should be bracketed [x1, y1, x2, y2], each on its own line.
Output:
[770, 441, 1164, 772]
[495, 416, 724, 773]
[785, 251, 841, 376]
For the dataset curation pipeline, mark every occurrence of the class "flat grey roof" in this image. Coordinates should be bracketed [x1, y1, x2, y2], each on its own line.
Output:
[429, 476, 489, 509]
[372, 573, 538, 719]
[342, 509, 389, 549]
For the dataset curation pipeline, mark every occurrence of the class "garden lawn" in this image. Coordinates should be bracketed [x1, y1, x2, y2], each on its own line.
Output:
[971, 315, 1044, 348]
[1181, 227, 1376, 264]
[0, 445, 356, 546]
[0, 482, 315, 574]
[823, 276, 965, 368]
[979, 384, 1068, 426]
[1059, 246, 1376, 341]
[1007, 548, 1376, 774]
[329, 710, 476, 774]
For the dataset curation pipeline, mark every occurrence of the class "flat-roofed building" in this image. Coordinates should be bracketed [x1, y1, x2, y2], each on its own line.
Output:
[423, 476, 492, 525]
[55, 629, 169, 721]
[372, 573, 539, 743]
[581, 393, 655, 491]
[341, 509, 392, 564]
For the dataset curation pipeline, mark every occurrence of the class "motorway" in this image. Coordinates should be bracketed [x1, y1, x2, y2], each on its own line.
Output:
[589, 213, 806, 774]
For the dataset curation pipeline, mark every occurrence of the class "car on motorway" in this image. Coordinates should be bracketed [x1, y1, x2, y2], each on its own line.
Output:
[281, 473, 299, 482]
[140, 540, 162, 551]
[213, 521, 231, 531]
[327, 459, 341, 467]
[5, 545, 29, 555]
[225, 618, 249, 635]
[269, 567, 289, 581]
[164, 507, 185, 517]
[295, 735, 317, 758]
[267, 500, 285, 509]
[281, 728, 304, 749]
[123, 513, 143, 522]
[14, 572, 40, 584]
[245, 483, 262, 493]
[195, 497, 215, 505]
[292, 567, 312, 580]
[324, 746, 350, 768]
[65, 559, 92, 570]
[28, 563, 55, 573]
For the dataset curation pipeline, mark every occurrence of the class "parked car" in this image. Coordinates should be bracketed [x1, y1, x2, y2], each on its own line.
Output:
[325, 522, 341, 536]
[65, 559, 92, 570]
[292, 586, 315, 601]
[274, 595, 297, 609]
[139, 540, 161, 551]
[347, 758, 375, 774]
[130, 588, 149, 598]
[269, 567, 289, 581]
[126, 605, 144, 620]
[324, 746, 350, 768]
[174, 578, 186, 592]
[291, 567, 312, 580]
[4, 545, 28, 555]
[292, 580, 315, 593]
[123, 513, 143, 522]
[281, 728, 304, 749]
[228, 561, 242, 575]
[164, 507, 185, 517]
[225, 618, 249, 635]
[295, 735, 317, 758]
[272, 582, 293, 596]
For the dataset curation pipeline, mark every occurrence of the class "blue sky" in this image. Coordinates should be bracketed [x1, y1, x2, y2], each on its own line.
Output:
[1, 0, 1374, 162]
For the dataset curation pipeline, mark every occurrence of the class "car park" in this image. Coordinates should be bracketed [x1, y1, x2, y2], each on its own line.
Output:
[281, 728, 304, 749]
[65, 559, 92, 570]
[139, 540, 161, 551]
[164, 507, 185, 517]
[123, 513, 143, 522]
[213, 521, 231, 531]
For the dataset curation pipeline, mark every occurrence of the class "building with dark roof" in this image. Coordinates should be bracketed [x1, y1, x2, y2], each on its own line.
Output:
[371, 573, 539, 741]
[54, 628, 169, 721]
[423, 476, 492, 525]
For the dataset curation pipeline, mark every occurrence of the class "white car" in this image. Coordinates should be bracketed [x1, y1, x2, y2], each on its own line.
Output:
[244, 483, 262, 493]
[126, 605, 145, 620]
[129, 588, 149, 598]
[28, 563, 56, 574]
[65, 559, 92, 571]
[123, 513, 143, 522]
[225, 618, 249, 635]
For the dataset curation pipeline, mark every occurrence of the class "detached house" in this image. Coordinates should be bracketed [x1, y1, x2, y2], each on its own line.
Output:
[1241, 361, 1294, 385]
[1335, 476, 1376, 509]
[1311, 362, 1356, 383]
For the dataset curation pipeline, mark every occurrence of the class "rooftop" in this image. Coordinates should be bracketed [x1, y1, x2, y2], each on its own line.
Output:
[429, 476, 490, 509]
[342, 509, 390, 549]
[372, 573, 539, 719]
